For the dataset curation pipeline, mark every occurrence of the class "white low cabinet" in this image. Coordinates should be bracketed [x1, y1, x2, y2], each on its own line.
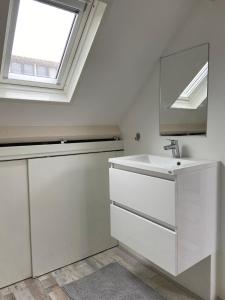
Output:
[0, 160, 31, 288]
[28, 152, 120, 276]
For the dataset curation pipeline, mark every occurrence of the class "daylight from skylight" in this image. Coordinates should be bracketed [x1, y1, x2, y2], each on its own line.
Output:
[178, 62, 208, 99]
[171, 62, 208, 109]
[9, 0, 76, 80]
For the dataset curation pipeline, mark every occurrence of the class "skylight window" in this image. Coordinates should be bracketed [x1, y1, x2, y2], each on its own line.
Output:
[9, 0, 76, 83]
[171, 62, 208, 110]
[0, 0, 107, 102]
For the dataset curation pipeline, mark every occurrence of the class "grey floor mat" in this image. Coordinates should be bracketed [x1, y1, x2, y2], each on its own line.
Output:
[63, 262, 166, 300]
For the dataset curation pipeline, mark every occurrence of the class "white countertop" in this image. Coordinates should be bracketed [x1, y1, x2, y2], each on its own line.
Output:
[109, 154, 218, 176]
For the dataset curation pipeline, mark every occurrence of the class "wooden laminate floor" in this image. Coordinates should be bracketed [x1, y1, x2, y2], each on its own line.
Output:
[0, 247, 202, 300]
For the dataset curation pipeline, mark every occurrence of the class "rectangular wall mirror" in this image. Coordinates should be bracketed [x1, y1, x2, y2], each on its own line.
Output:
[160, 43, 209, 136]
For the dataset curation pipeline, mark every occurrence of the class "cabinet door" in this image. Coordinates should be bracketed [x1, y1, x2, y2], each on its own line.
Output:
[0, 160, 31, 288]
[28, 152, 120, 276]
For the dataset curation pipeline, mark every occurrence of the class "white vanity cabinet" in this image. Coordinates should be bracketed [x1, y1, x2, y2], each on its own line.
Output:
[28, 151, 121, 276]
[109, 156, 218, 277]
[0, 160, 31, 288]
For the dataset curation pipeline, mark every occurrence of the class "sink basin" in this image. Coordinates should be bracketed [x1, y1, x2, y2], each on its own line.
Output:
[109, 154, 216, 175]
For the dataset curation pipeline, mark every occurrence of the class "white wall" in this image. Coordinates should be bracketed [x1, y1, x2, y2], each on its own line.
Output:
[121, 0, 225, 298]
[0, 0, 196, 127]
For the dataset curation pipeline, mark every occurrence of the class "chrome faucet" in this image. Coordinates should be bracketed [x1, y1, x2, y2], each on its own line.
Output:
[163, 139, 180, 158]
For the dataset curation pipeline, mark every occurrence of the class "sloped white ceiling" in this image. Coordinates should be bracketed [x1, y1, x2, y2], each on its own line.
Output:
[0, 0, 197, 126]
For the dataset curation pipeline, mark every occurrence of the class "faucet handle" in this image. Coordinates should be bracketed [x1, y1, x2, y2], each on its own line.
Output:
[167, 138, 177, 144]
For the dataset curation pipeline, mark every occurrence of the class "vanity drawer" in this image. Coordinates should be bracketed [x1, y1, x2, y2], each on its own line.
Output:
[109, 168, 175, 226]
[110, 205, 177, 275]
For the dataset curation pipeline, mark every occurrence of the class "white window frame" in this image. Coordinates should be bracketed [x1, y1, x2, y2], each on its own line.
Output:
[0, 0, 106, 102]
[178, 62, 208, 100]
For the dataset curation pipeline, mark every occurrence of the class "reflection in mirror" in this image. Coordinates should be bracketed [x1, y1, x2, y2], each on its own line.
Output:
[160, 43, 209, 136]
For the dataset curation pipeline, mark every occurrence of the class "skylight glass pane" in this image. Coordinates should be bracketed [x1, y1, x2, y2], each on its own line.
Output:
[9, 0, 77, 82]
[10, 62, 22, 74]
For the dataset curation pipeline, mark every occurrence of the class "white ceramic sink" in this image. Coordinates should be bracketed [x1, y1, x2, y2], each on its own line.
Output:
[109, 154, 216, 175]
